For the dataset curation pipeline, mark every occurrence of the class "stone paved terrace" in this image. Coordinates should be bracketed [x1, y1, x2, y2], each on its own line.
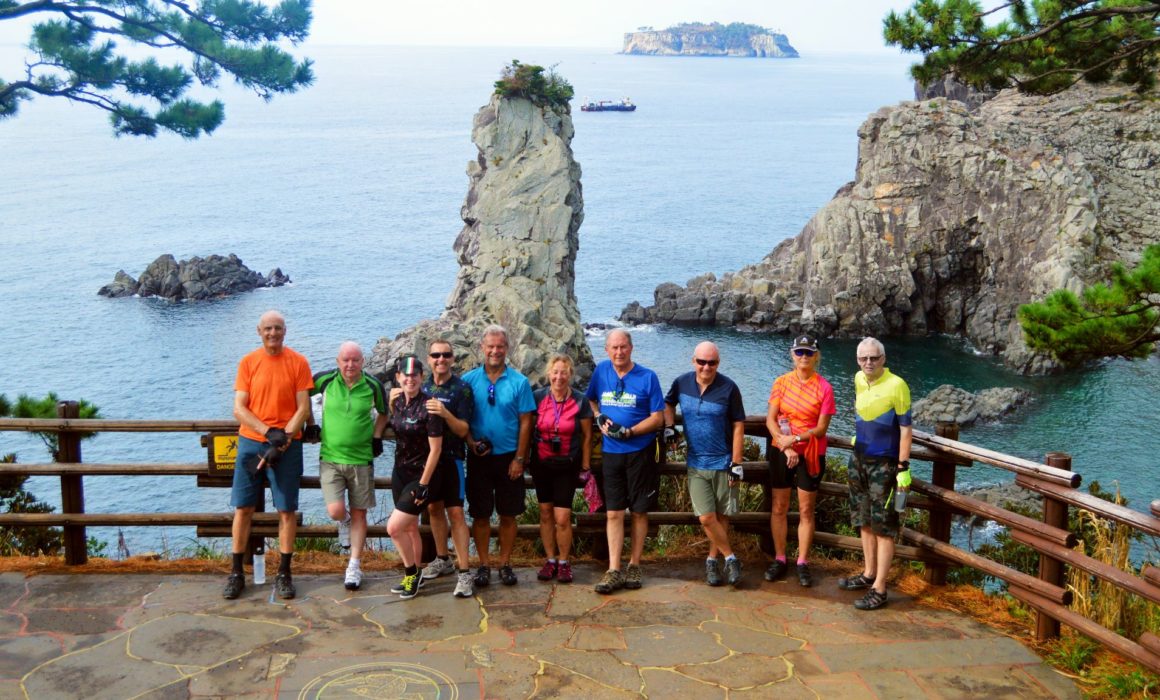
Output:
[0, 562, 1080, 699]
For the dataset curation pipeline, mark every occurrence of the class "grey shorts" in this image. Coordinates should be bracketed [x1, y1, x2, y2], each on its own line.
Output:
[320, 461, 376, 511]
[687, 467, 737, 517]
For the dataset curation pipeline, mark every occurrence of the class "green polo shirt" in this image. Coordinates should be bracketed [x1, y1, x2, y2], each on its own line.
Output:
[310, 369, 388, 465]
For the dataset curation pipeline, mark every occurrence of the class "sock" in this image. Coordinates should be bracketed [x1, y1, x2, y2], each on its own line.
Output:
[797, 558, 808, 566]
[776, 555, 787, 564]
[405, 564, 418, 576]
[438, 554, 450, 561]
[279, 551, 293, 575]
[707, 557, 717, 563]
[725, 555, 737, 562]
[349, 558, 360, 568]
[548, 558, 557, 564]
[458, 568, 470, 574]
[232, 552, 245, 575]
[558, 560, 568, 565]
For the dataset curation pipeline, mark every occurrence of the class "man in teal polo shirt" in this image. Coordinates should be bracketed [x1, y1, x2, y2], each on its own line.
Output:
[310, 341, 389, 590]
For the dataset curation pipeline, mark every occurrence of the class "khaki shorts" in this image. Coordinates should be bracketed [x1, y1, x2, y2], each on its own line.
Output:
[687, 467, 738, 517]
[320, 461, 376, 510]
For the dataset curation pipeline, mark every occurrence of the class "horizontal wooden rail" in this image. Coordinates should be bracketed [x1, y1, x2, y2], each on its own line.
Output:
[0, 418, 238, 433]
[1009, 530, 1160, 607]
[912, 478, 1077, 547]
[1015, 474, 1160, 538]
[1009, 585, 1160, 674]
[1145, 566, 1160, 588]
[1152, 500, 1160, 518]
[0, 463, 206, 476]
[1142, 632, 1160, 658]
[736, 417, 969, 465]
[900, 527, 1072, 605]
[0, 513, 292, 527]
[912, 430, 1080, 487]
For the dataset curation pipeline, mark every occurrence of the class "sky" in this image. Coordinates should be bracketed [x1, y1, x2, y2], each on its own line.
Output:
[0, 1, 922, 55]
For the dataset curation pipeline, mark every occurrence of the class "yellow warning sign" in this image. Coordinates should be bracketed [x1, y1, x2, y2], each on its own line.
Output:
[208, 433, 238, 473]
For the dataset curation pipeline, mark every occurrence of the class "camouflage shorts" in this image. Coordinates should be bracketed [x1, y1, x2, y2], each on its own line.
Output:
[848, 453, 900, 537]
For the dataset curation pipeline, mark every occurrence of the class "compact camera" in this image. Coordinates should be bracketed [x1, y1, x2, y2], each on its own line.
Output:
[547, 435, 562, 453]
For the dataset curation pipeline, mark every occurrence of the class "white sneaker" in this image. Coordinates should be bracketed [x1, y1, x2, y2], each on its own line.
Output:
[453, 571, 474, 598]
[337, 516, 351, 549]
[344, 562, 362, 591]
[421, 556, 456, 580]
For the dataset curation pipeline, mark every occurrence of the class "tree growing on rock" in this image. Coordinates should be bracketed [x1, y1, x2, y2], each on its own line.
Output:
[0, 0, 314, 137]
[493, 59, 573, 108]
[884, 0, 1160, 95]
[1018, 245, 1160, 365]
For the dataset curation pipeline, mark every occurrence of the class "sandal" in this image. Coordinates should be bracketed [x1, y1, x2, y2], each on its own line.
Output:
[854, 589, 889, 610]
[838, 572, 875, 590]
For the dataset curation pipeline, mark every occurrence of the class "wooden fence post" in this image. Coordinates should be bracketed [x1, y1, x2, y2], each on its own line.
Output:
[1036, 451, 1072, 642]
[56, 401, 87, 566]
[924, 421, 958, 585]
[760, 434, 774, 556]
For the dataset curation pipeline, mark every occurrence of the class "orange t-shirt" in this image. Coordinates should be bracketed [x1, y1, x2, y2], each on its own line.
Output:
[234, 347, 314, 442]
[768, 371, 837, 453]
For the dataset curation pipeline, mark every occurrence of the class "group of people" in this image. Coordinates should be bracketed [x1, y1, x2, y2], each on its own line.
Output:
[224, 310, 912, 612]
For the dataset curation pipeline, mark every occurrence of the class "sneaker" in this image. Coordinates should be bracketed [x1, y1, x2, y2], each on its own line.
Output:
[725, 558, 743, 587]
[854, 588, 889, 610]
[797, 563, 813, 588]
[474, 565, 491, 588]
[344, 562, 362, 591]
[594, 569, 625, 595]
[764, 560, 787, 581]
[556, 561, 573, 584]
[453, 571, 475, 598]
[222, 573, 245, 599]
[398, 573, 420, 599]
[274, 573, 295, 600]
[390, 574, 425, 594]
[421, 557, 456, 580]
[537, 560, 558, 581]
[499, 564, 518, 586]
[624, 563, 642, 590]
[705, 559, 723, 587]
[337, 516, 351, 549]
[838, 572, 875, 591]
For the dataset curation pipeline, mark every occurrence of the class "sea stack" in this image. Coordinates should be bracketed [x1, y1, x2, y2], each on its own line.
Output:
[621, 78, 1160, 373]
[368, 93, 592, 385]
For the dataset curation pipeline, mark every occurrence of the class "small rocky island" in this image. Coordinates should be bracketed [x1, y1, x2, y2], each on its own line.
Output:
[98, 253, 289, 301]
[622, 22, 798, 58]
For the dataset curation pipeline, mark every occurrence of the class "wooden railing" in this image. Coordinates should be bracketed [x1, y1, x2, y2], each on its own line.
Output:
[1, 401, 1158, 673]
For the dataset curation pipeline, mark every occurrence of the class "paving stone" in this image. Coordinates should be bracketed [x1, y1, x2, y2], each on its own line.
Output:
[546, 580, 603, 619]
[127, 612, 297, 667]
[485, 603, 552, 631]
[702, 620, 802, 657]
[616, 625, 726, 666]
[729, 676, 819, 699]
[22, 631, 186, 700]
[862, 669, 931, 699]
[532, 659, 640, 698]
[913, 665, 1066, 699]
[914, 609, 1000, 639]
[782, 649, 832, 677]
[567, 625, 625, 651]
[641, 667, 728, 698]
[512, 619, 573, 651]
[364, 594, 484, 641]
[480, 651, 540, 697]
[857, 614, 972, 641]
[1019, 662, 1084, 700]
[0, 574, 29, 609]
[24, 608, 123, 635]
[816, 637, 1040, 673]
[784, 620, 876, 644]
[677, 652, 791, 689]
[585, 599, 712, 628]
[800, 671, 877, 697]
[186, 652, 279, 698]
[0, 611, 26, 635]
[15, 574, 157, 608]
[0, 635, 63, 677]
[535, 647, 643, 690]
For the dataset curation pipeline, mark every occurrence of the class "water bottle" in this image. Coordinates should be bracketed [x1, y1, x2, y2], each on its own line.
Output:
[894, 484, 909, 513]
[728, 462, 743, 513]
[778, 417, 791, 435]
[253, 540, 266, 585]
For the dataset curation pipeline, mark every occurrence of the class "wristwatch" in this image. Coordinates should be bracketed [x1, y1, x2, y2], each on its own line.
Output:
[793, 434, 804, 444]
[514, 455, 526, 464]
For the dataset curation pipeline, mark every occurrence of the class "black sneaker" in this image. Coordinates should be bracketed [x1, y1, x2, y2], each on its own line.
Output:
[390, 574, 425, 594]
[797, 563, 813, 588]
[764, 560, 787, 581]
[398, 572, 421, 599]
[274, 573, 295, 600]
[725, 558, 743, 587]
[474, 565, 491, 588]
[499, 564, 518, 586]
[222, 573, 245, 600]
[854, 588, 889, 610]
[705, 559, 723, 587]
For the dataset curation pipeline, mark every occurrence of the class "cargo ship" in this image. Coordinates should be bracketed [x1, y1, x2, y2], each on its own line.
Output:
[580, 98, 636, 112]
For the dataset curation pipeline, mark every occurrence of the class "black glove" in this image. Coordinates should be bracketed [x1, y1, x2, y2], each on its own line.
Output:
[605, 421, 630, 439]
[729, 462, 744, 481]
[473, 437, 493, 456]
[257, 444, 282, 470]
[372, 437, 384, 457]
[663, 425, 681, 442]
[265, 427, 289, 449]
[412, 482, 430, 503]
[302, 424, 321, 443]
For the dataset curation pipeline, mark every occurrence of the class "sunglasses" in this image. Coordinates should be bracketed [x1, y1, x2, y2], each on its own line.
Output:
[613, 377, 626, 399]
[694, 358, 719, 367]
[793, 349, 816, 357]
[429, 351, 453, 359]
[857, 355, 883, 363]
[487, 383, 496, 405]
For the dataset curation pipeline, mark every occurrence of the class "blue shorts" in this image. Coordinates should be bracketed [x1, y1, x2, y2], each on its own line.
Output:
[230, 435, 303, 512]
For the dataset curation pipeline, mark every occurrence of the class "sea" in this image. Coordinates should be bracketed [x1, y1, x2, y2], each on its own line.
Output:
[1, 45, 1157, 557]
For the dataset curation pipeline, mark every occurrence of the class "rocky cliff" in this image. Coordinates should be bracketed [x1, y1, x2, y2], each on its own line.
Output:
[368, 94, 593, 386]
[622, 22, 798, 58]
[621, 79, 1160, 372]
[98, 253, 288, 301]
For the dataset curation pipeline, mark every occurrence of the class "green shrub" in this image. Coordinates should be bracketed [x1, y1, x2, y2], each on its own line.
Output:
[494, 60, 573, 108]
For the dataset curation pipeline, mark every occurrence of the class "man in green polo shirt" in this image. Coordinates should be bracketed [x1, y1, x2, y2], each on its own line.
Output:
[310, 341, 389, 590]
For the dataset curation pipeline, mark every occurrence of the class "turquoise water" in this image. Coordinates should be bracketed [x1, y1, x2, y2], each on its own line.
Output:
[1, 45, 1156, 553]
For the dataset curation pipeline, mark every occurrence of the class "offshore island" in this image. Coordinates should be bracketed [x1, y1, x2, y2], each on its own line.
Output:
[622, 22, 799, 58]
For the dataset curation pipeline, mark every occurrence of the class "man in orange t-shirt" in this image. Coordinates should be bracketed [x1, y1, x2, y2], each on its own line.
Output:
[223, 310, 313, 601]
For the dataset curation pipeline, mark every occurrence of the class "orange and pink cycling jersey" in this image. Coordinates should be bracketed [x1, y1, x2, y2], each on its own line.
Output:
[768, 372, 837, 453]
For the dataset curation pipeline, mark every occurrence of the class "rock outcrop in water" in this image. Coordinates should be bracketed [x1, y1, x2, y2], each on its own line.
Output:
[97, 254, 289, 301]
[622, 22, 798, 58]
[621, 79, 1160, 373]
[367, 93, 592, 386]
[912, 384, 1030, 428]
